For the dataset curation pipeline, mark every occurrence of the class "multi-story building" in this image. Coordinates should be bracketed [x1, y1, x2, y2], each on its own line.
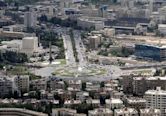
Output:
[50, 79, 65, 90]
[76, 91, 89, 101]
[86, 82, 100, 92]
[64, 100, 81, 108]
[68, 80, 82, 90]
[144, 87, 166, 116]
[88, 108, 113, 116]
[0, 108, 47, 116]
[133, 76, 166, 96]
[124, 97, 146, 110]
[140, 108, 161, 116]
[135, 44, 166, 61]
[158, 24, 166, 36]
[31, 79, 47, 91]
[21, 37, 39, 55]
[88, 35, 102, 50]
[122, 75, 133, 94]
[105, 98, 123, 110]
[77, 16, 105, 30]
[14, 75, 29, 93]
[0, 77, 13, 97]
[114, 108, 138, 116]
[86, 99, 100, 108]
[24, 11, 36, 28]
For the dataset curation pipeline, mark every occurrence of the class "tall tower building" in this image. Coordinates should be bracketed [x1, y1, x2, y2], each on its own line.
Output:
[24, 11, 37, 28]
[144, 87, 166, 116]
[149, 0, 154, 14]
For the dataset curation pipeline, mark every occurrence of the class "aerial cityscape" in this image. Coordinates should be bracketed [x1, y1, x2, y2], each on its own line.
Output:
[0, 0, 165, 116]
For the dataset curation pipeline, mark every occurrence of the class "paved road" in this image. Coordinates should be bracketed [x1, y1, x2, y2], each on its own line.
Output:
[62, 33, 76, 66]
[73, 30, 87, 67]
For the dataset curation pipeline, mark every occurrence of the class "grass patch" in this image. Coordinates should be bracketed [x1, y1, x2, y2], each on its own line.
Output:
[58, 59, 66, 65]
[7, 66, 29, 75]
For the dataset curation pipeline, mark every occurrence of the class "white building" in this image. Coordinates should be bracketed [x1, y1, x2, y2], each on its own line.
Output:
[24, 11, 37, 28]
[158, 24, 166, 36]
[77, 16, 105, 30]
[88, 108, 113, 116]
[14, 75, 29, 93]
[105, 98, 123, 110]
[140, 108, 161, 116]
[144, 87, 166, 116]
[21, 37, 38, 55]
[114, 108, 138, 116]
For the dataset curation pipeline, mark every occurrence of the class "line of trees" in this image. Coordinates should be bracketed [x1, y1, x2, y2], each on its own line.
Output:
[0, 51, 28, 63]
[69, 29, 79, 62]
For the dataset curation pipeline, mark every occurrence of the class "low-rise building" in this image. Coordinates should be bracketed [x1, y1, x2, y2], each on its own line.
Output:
[50, 79, 65, 90]
[86, 99, 100, 108]
[125, 97, 146, 110]
[114, 108, 138, 116]
[88, 108, 113, 116]
[64, 100, 81, 108]
[77, 16, 105, 30]
[140, 108, 161, 116]
[158, 24, 166, 36]
[31, 79, 47, 91]
[86, 82, 100, 92]
[76, 91, 89, 101]
[105, 98, 123, 110]
[68, 80, 82, 90]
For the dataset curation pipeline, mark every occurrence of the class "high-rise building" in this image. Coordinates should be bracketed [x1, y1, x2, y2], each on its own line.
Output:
[0, 77, 13, 97]
[88, 35, 102, 50]
[144, 87, 166, 116]
[149, 0, 154, 14]
[24, 11, 36, 28]
[14, 75, 29, 93]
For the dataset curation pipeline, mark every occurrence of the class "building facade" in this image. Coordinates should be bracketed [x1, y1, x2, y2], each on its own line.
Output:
[14, 75, 29, 93]
[135, 44, 166, 61]
[24, 11, 36, 28]
[144, 87, 166, 116]
[0, 77, 13, 97]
